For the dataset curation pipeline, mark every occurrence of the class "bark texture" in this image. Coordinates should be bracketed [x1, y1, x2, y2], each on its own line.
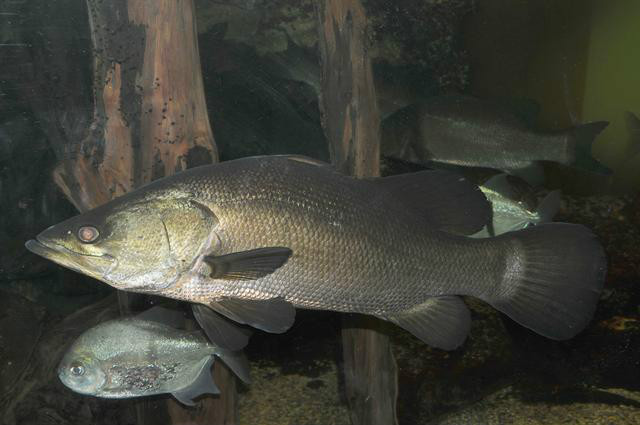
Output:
[316, 1, 398, 424]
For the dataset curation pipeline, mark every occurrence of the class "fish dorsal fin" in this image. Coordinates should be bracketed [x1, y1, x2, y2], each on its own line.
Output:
[135, 306, 187, 329]
[383, 296, 470, 350]
[482, 174, 519, 199]
[204, 247, 292, 281]
[192, 304, 253, 351]
[372, 170, 492, 235]
[209, 297, 296, 334]
[171, 356, 219, 406]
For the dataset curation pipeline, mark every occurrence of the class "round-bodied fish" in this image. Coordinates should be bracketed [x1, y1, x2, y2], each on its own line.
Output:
[26, 155, 606, 351]
[57, 307, 249, 405]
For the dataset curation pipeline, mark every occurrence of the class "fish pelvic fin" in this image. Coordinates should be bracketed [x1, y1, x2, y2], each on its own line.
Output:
[483, 223, 606, 340]
[569, 121, 611, 175]
[192, 304, 253, 351]
[383, 296, 470, 350]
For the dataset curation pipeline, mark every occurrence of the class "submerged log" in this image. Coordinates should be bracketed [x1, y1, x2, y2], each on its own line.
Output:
[316, 1, 399, 424]
[23, 0, 234, 424]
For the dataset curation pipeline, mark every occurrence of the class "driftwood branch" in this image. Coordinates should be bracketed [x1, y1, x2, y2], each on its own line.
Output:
[316, 1, 398, 424]
[36, 1, 233, 424]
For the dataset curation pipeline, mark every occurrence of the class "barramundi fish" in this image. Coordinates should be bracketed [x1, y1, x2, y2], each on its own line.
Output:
[382, 94, 611, 179]
[57, 307, 249, 406]
[26, 155, 606, 351]
[472, 174, 562, 238]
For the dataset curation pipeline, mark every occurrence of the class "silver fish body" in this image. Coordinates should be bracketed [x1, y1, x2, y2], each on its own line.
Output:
[58, 309, 249, 405]
[28, 155, 605, 350]
[382, 95, 610, 176]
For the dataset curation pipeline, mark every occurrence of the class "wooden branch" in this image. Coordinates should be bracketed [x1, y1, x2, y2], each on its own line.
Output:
[316, 1, 398, 424]
[49, 1, 233, 424]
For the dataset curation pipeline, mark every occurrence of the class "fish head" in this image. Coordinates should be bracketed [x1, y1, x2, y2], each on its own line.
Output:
[26, 192, 219, 293]
[58, 347, 107, 396]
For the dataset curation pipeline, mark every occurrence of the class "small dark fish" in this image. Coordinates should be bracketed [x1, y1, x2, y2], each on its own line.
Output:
[472, 174, 562, 237]
[57, 307, 250, 406]
[27, 155, 606, 352]
[382, 95, 610, 178]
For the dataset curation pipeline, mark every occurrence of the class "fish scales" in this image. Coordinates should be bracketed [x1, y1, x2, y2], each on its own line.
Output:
[162, 157, 505, 314]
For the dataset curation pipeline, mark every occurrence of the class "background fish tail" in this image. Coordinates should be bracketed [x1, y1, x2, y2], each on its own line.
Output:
[569, 121, 611, 174]
[482, 223, 606, 340]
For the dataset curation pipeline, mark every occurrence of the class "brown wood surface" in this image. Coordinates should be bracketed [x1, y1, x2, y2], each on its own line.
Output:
[316, 1, 399, 424]
[40, 1, 234, 424]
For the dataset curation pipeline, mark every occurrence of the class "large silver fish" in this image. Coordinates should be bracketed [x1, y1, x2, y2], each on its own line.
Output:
[26, 155, 606, 351]
[472, 174, 562, 238]
[57, 307, 249, 406]
[382, 94, 610, 179]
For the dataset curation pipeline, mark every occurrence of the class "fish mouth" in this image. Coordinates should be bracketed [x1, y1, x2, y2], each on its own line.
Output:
[25, 237, 115, 277]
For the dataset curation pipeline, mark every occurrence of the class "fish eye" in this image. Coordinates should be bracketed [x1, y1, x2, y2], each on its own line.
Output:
[77, 226, 99, 243]
[70, 362, 85, 376]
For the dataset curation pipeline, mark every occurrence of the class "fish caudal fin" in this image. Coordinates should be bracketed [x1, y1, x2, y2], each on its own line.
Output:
[171, 356, 219, 406]
[216, 348, 252, 384]
[571, 121, 611, 175]
[384, 296, 470, 350]
[486, 223, 606, 340]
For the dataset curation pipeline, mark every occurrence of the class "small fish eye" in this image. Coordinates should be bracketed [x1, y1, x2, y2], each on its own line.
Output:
[70, 362, 85, 376]
[77, 226, 99, 243]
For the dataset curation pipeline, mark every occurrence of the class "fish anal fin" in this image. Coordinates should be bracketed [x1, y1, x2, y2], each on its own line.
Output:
[210, 297, 296, 334]
[384, 296, 470, 350]
[204, 247, 292, 280]
[171, 356, 219, 406]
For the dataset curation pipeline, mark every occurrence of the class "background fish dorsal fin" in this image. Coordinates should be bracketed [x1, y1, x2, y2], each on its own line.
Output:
[171, 356, 219, 406]
[372, 170, 492, 235]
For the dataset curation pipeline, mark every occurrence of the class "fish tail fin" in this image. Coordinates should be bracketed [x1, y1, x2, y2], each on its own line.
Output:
[569, 121, 611, 175]
[483, 223, 606, 340]
[535, 190, 562, 223]
[216, 348, 251, 384]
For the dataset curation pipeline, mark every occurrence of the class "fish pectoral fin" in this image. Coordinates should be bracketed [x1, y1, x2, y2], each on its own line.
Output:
[192, 304, 253, 351]
[210, 297, 296, 334]
[171, 356, 219, 406]
[135, 305, 187, 329]
[384, 296, 470, 350]
[204, 247, 293, 280]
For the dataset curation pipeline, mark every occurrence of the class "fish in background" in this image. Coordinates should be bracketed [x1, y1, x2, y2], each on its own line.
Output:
[382, 94, 611, 183]
[265, 43, 419, 119]
[57, 307, 250, 406]
[27, 155, 606, 352]
[471, 174, 562, 238]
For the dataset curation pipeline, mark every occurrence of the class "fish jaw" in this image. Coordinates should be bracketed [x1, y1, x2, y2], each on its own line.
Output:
[25, 238, 114, 283]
